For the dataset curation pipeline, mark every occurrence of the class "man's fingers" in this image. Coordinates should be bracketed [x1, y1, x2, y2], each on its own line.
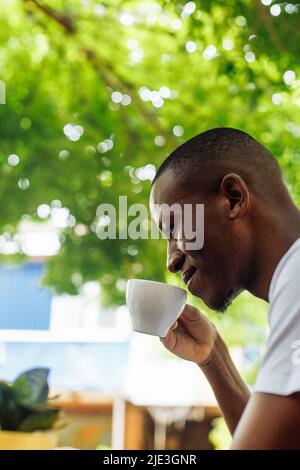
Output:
[160, 308, 198, 346]
[179, 304, 201, 322]
[160, 320, 178, 342]
[160, 329, 177, 351]
[160, 321, 187, 353]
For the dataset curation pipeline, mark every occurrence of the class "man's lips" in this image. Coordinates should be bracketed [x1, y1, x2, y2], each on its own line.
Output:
[181, 267, 197, 286]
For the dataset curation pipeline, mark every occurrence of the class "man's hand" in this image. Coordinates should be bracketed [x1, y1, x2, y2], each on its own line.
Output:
[160, 304, 218, 366]
[161, 304, 250, 435]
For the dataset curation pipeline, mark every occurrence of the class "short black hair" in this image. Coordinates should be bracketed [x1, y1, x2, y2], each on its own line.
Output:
[152, 127, 282, 199]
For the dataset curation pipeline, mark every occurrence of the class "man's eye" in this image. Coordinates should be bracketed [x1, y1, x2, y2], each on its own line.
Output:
[161, 223, 174, 239]
[171, 226, 181, 242]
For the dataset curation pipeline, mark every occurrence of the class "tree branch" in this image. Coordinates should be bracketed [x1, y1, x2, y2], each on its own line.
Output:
[23, 0, 75, 33]
[254, 0, 286, 53]
[22, 0, 177, 146]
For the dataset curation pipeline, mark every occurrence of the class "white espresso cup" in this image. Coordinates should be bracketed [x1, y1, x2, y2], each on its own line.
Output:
[126, 279, 187, 337]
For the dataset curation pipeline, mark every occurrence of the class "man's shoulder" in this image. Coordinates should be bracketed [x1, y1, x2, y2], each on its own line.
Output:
[270, 238, 300, 304]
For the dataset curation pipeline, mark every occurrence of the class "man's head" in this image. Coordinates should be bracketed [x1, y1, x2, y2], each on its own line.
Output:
[150, 127, 291, 312]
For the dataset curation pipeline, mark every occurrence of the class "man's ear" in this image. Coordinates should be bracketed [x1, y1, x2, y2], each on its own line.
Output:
[220, 173, 250, 219]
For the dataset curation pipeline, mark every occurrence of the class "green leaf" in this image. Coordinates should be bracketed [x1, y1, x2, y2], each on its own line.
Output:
[13, 368, 50, 407]
[18, 408, 60, 433]
[0, 382, 22, 431]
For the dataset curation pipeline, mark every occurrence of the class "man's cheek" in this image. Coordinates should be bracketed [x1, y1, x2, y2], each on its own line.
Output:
[183, 204, 204, 251]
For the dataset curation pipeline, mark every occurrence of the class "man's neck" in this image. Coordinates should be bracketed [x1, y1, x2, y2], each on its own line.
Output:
[246, 205, 300, 302]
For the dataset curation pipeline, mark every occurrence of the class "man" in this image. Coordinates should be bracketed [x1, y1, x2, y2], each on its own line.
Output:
[150, 127, 300, 449]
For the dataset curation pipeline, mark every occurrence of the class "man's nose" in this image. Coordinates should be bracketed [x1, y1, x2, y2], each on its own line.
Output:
[167, 242, 185, 273]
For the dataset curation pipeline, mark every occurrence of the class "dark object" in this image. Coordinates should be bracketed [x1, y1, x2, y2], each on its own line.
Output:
[0, 368, 60, 432]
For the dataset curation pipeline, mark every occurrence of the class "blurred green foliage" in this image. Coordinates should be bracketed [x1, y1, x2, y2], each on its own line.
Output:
[0, 1, 300, 367]
[209, 416, 232, 451]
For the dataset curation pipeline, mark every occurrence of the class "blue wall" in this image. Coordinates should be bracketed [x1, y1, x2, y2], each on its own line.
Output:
[0, 262, 52, 330]
[0, 342, 129, 391]
[0, 262, 130, 391]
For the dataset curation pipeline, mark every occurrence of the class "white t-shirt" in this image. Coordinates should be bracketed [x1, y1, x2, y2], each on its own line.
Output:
[254, 237, 300, 396]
